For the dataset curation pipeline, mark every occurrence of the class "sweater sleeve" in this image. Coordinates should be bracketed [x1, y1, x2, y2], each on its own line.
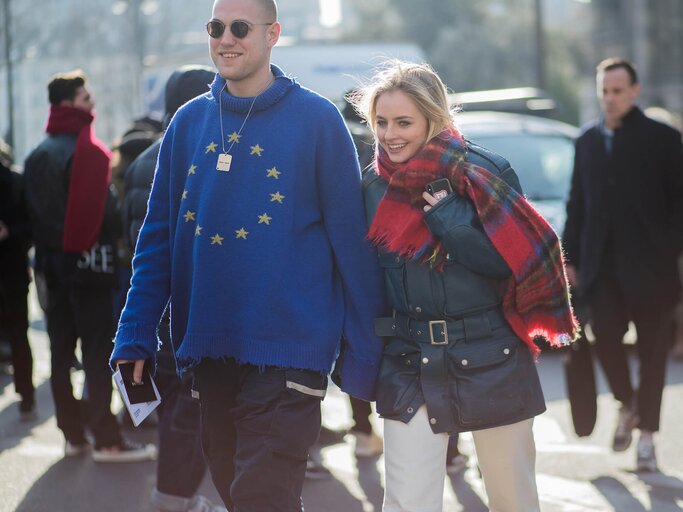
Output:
[315, 104, 387, 401]
[110, 128, 175, 369]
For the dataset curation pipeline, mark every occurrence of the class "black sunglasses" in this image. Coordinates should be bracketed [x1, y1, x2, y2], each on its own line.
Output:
[206, 19, 274, 39]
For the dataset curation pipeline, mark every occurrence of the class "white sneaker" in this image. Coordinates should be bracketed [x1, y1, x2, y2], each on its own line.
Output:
[636, 437, 658, 472]
[353, 431, 383, 458]
[65, 440, 90, 457]
[187, 495, 228, 512]
[92, 438, 157, 463]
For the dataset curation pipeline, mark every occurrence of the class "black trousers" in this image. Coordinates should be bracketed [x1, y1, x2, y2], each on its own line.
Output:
[589, 270, 673, 432]
[195, 358, 326, 512]
[155, 312, 207, 498]
[0, 283, 35, 399]
[349, 395, 373, 434]
[46, 284, 121, 447]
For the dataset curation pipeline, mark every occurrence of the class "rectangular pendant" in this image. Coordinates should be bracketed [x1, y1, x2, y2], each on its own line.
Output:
[216, 153, 232, 172]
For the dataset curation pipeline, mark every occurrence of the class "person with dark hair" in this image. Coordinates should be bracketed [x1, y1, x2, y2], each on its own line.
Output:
[0, 138, 36, 421]
[564, 57, 683, 472]
[122, 65, 226, 512]
[351, 60, 577, 512]
[22, 69, 156, 462]
[109, 0, 386, 510]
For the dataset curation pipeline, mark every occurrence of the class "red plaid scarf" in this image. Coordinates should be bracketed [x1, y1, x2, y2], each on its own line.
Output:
[369, 127, 578, 354]
[46, 105, 111, 252]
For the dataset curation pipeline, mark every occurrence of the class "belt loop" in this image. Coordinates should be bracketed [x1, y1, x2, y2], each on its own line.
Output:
[463, 312, 492, 341]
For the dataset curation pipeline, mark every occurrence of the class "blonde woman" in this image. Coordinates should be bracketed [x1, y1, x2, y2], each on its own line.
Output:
[350, 61, 577, 512]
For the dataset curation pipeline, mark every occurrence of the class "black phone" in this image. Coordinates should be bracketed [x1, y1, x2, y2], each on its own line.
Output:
[118, 361, 157, 404]
[426, 178, 453, 201]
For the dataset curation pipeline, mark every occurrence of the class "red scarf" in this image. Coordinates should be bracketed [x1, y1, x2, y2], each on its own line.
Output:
[46, 105, 111, 252]
[369, 127, 578, 355]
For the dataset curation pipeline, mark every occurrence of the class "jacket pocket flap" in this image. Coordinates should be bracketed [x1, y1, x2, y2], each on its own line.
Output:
[451, 339, 517, 370]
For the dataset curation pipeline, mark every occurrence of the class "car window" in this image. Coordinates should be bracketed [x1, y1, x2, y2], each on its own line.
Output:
[471, 134, 574, 200]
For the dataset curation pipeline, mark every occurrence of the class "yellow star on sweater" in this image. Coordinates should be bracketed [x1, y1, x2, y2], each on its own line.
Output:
[187, 165, 197, 175]
[258, 213, 272, 225]
[195, 225, 202, 236]
[266, 167, 281, 179]
[228, 132, 241, 143]
[211, 233, 224, 245]
[182, 190, 188, 200]
[235, 228, 249, 240]
[250, 144, 264, 156]
[270, 191, 285, 204]
[184, 210, 196, 222]
[205, 142, 218, 153]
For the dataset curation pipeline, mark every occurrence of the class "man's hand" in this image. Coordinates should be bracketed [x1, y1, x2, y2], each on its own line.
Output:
[565, 264, 578, 288]
[0, 220, 9, 242]
[115, 359, 146, 385]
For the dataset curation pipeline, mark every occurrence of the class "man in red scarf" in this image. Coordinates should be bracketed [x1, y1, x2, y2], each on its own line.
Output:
[23, 70, 156, 462]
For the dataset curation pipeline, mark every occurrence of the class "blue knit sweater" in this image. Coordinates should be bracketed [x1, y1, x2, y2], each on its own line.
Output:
[111, 66, 387, 400]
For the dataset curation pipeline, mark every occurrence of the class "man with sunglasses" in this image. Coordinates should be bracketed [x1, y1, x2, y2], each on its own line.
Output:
[110, 0, 386, 510]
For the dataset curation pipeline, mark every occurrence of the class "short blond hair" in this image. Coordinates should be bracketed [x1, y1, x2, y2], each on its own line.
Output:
[347, 60, 455, 143]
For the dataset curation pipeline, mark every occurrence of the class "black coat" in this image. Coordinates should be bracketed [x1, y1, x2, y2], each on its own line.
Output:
[563, 107, 683, 306]
[363, 141, 546, 434]
[0, 166, 31, 305]
[23, 134, 121, 289]
[122, 139, 161, 252]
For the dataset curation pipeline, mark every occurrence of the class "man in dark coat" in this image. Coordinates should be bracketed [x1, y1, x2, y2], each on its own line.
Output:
[563, 57, 683, 472]
[0, 138, 35, 421]
[23, 70, 156, 462]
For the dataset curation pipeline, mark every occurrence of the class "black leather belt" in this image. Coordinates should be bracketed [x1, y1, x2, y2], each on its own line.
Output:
[374, 308, 506, 345]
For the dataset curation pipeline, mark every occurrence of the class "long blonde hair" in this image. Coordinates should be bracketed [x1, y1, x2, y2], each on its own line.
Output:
[348, 60, 456, 143]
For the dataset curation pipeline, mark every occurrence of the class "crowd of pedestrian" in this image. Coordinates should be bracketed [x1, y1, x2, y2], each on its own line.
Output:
[1, 0, 682, 511]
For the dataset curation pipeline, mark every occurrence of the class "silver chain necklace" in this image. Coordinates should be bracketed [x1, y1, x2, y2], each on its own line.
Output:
[216, 77, 273, 172]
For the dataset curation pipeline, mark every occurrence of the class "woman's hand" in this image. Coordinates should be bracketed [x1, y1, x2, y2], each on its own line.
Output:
[422, 191, 440, 212]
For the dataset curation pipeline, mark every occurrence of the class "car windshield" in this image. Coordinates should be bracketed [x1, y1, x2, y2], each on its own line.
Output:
[472, 134, 574, 200]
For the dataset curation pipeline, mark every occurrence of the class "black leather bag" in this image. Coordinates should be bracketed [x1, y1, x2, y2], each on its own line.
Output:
[563, 335, 597, 437]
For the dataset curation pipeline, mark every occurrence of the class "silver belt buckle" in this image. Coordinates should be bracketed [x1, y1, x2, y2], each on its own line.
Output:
[429, 320, 448, 345]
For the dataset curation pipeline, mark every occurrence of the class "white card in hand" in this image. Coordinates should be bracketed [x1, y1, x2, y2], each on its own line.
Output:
[113, 369, 161, 427]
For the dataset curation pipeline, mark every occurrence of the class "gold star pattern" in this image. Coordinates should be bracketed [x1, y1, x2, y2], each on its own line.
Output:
[228, 132, 241, 143]
[250, 144, 264, 156]
[184, 210, 196, 222]
[211, 234, 224, 245]
[195, 225, 203, 236]
[258, 213, 272, 225]
[270, 191, 285, 204]
[205, 142, 218, 153]
[182, 190, 188, 200]
[235, 228, 249, 240]
[266, 167, 281, 179]
[187, 165, 197, 175]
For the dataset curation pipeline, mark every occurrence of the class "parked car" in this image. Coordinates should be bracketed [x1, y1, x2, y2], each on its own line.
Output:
[454, 111, 579, 234]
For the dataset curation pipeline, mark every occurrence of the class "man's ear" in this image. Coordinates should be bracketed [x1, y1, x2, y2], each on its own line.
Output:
[266, 21, 281, 49]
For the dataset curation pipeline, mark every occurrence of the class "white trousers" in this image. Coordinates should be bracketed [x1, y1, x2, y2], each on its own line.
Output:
[383, 406, 540, 512]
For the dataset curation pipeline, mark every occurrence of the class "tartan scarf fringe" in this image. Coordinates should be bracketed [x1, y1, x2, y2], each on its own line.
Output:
[370, 127, 579, 353]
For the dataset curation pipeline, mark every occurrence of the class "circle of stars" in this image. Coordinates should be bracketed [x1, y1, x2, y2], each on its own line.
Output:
[184, 138, 285, 245]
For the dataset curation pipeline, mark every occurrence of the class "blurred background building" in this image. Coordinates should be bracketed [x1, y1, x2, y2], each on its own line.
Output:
[1, 0, 682, 162]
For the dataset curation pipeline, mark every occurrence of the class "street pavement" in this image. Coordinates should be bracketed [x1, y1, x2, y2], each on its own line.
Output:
[2, 290, 683, 511]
